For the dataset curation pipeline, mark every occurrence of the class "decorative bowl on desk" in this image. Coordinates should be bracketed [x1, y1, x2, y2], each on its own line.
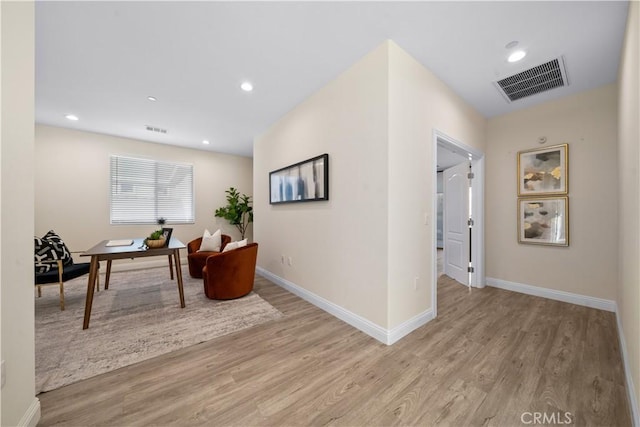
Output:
[145, 237, 166, 248]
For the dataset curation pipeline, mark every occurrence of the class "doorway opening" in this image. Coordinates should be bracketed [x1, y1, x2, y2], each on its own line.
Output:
[432, 130, 485, 318]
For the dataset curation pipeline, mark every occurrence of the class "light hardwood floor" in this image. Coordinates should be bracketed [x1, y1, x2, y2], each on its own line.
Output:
[38, 274, 631, 426]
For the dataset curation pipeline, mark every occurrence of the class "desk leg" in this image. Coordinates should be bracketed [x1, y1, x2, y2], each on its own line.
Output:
[83, 256, 100, 329]
[174, 249, 185, 308]
[105, 260, 112, 290]
[168, 255, 174, 280]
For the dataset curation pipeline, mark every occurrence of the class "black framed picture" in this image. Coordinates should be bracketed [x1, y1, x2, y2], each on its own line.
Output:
[161, 227, 173, 246]
[269, 154, 329, 204]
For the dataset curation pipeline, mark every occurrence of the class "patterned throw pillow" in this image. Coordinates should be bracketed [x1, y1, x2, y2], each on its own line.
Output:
[34, 237, 56, 274]
[42, 230, 73, 264]
[34, 230, 73, 274]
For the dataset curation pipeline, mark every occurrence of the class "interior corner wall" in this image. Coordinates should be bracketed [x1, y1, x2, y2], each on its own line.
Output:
[386, 41, 485, 328]
[254, 43, 390, 328]
[34, 125, 253, 268]
[617, 0, 640, 420]
[1, 1, 39, 425]
[486, 84, 618, 301]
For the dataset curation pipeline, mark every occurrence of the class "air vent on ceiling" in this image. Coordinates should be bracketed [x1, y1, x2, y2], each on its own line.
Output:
[494, 57, 568, 103]
[145, 125, 167, 134]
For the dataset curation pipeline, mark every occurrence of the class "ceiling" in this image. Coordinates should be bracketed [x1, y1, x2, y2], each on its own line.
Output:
[35, 1, 629, 158]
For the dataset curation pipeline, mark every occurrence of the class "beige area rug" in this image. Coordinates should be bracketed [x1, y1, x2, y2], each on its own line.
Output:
[35, 266, 282, 394]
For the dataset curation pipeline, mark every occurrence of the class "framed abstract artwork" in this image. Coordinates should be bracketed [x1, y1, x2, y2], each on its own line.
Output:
[269, 154, 329, 204]
[517, 144, 568, 196]
[518, 197, 569, 246]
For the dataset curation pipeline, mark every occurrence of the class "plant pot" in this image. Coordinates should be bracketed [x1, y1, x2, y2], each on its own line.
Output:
[145, 237, 166, 248]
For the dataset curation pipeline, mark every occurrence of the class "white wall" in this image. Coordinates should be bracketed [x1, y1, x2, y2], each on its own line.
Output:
[386, 42, 485, 328]
[617, 0, 640, 421]
[254, 42, 390, 327]
[486, 84, 619, 301]
[35, 125, 253, 269]
[254, 41, 485, 334]
[1, 2, 40, 425]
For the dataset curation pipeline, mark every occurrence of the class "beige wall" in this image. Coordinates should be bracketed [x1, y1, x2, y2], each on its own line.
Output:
[254, 42, 390, 327]
[386, 42, 485, 327]
[1, 2, 39, 425]
[617, 0, 640, 419]
[254, 41, 485, 331]
[486, 84, 619, 300]
[35, 125, 253, 268]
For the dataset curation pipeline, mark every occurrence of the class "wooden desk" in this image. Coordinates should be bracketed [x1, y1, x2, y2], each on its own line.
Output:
[80, 238, 186, 329]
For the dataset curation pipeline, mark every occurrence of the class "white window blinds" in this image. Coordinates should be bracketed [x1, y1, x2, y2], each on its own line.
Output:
[110, 155, 194, 225]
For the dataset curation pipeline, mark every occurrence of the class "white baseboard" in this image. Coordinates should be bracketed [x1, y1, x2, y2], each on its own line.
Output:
[486, 277, 616, 312]
[387, 308, 434, 345]
[256, 267, 433, 345]
[18, 397, 40, 427]
[616, 306, 640, 427]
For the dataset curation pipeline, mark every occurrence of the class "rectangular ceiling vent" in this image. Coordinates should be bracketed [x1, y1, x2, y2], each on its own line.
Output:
[145, 125, 167, 134]
[494, 57, 568, 103]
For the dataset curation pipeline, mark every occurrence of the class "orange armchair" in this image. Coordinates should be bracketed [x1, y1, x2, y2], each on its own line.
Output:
[187, 234, 232, 278]
[202, 243, 258, 300]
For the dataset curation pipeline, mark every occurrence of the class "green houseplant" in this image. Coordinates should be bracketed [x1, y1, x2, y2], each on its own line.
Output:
[214, 187, 253, 240]
[144, 229, 166, 248]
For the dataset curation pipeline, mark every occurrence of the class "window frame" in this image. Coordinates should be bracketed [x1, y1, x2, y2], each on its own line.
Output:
[109, 154, 195, 225]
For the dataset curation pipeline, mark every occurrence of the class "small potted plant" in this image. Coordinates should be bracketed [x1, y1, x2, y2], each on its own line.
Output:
[145, 229, 166, 248]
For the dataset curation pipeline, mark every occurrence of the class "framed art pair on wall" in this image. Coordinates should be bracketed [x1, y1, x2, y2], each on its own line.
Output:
[517, 144, 569, 246]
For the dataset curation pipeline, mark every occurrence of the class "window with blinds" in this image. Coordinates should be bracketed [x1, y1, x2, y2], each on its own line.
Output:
[110, 155, 194, 225]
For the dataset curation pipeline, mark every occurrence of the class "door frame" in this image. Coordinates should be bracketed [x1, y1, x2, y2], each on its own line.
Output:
[431, 129, 485, 318]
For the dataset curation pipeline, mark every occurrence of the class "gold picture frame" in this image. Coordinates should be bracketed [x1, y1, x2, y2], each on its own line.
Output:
[518, 197, 569, 246]
[517, 144, 568, 196]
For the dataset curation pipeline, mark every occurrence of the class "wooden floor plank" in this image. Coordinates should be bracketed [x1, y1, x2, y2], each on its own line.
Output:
[37, 274, 632, 426]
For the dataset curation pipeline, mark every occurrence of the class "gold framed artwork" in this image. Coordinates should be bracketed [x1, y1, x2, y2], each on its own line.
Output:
[518, 197, 569, 246]
[517, 144, 568, 196]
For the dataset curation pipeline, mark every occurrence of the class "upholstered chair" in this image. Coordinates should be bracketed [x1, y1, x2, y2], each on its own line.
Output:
[35, 260, 98, 310]
[34, 231, 99, 310]
[187, 234, 231, 278]
[202, 243, 258, 300]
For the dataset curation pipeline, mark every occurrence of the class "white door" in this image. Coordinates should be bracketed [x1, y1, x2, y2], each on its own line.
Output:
[443, 161, 470, 285]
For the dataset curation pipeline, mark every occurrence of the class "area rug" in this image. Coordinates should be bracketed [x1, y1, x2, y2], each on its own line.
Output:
[35, 266, 282, 393]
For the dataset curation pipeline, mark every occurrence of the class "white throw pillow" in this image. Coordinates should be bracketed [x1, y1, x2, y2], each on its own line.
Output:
[222, 241, 238, 252]
[222, 239, 248, 253]
[198, 229, 222, 252]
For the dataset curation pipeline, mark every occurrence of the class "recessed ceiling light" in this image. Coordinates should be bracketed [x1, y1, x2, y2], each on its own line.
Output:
[202, 140, 210, 145]
[508, 50, 527, 63]
[240, 81, 253, 92]
[147, 96, 157, 101]
[65, 114, 79, 121]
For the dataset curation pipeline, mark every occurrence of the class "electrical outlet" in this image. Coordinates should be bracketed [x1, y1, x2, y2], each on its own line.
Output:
[424, 213, 429, 226]
[1, 359, 5, 388]
[414, 276, 419, 290]
[287, 256, 293, 266]
[281, 255, 285, 264]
